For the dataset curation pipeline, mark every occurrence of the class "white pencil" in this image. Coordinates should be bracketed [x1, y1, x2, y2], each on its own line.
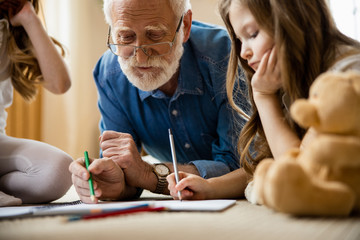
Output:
[168, 128, 182, 200]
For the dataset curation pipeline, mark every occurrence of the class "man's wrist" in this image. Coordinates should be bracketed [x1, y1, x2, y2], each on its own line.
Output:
[151, 163, 170, 194]
[138, 162, 159, 192]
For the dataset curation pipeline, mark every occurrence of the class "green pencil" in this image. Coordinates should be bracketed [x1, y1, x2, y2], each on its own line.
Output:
[84, 151, 95, 202]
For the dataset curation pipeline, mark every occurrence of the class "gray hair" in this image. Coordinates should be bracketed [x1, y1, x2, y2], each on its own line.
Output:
[103, 0, 191, 25]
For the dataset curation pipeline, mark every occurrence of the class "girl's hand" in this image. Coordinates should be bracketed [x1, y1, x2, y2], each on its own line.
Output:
[8, 1, 36, 27]
[167, 172, 213, 200]
[251, 46, 282, 98]
[0, 0, 27, 19]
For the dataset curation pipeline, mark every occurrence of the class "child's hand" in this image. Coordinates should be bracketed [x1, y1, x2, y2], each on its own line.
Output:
[251, 46, 282, 97]
[167, 171, 213, 200]
[7, 1, 36, 27]
[0, 0, 27, 20]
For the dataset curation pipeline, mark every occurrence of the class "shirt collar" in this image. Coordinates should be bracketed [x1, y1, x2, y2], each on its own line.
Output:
[138, 43, 204, 101]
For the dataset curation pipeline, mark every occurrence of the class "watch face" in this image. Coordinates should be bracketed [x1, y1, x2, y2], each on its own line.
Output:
[155, 164, 170, 176]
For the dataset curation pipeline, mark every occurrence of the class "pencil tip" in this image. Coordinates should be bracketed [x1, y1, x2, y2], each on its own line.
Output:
[91, 195, 96, 202]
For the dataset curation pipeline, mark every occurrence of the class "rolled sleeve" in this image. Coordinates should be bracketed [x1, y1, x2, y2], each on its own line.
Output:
[190, 160, 231, 179]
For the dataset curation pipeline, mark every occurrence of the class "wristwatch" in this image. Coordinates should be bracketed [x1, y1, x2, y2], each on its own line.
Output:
[152, 163, 170, 194]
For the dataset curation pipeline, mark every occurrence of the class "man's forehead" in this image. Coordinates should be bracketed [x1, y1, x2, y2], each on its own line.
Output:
[111, 0, 174, 29]
[114, 22, 168, 33]
[112, 0, 173, 19]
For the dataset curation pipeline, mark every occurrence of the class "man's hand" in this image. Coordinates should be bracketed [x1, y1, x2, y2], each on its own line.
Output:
[69, 157, 134, 203]
[100, 131, 154, 190]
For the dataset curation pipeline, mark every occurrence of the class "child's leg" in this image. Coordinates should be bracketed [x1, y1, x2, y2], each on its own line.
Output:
[0, 135, 73, 204]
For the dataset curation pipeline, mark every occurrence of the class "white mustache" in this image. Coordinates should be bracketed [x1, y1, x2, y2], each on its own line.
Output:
[129, 59, 165, 69]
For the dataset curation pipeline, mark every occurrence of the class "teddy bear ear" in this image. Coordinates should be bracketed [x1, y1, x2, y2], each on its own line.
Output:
[346, 71, 360, 95]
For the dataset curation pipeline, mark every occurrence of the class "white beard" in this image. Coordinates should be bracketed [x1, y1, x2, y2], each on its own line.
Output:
[117, 30, 185, 92]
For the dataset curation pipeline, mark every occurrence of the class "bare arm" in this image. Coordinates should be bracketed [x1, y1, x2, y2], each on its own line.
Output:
[254, 93, 301, 158]
[252, 48, 301, 159]
[10, 2, 71, 94]
[206, 168, 249, 199]
[167, 168, 250, 200]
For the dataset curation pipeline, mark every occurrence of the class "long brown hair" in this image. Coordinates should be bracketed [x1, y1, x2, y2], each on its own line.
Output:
[3, 0, 65, 101]
[219, 0, 360, 175]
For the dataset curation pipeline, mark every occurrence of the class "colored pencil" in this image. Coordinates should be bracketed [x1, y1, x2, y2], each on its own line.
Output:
[84, 151, 95, 202]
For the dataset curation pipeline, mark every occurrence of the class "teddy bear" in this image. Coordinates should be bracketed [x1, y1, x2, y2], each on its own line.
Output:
[250, 71, 360, 216]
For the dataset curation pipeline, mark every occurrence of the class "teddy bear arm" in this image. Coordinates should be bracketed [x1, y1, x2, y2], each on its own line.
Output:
[252, 151, 301, 207]
[251, 158, 275, 206]
[290, 99, 319, 128]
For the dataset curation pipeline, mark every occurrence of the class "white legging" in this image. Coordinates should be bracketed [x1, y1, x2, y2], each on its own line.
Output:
[0, 134, 73, 203]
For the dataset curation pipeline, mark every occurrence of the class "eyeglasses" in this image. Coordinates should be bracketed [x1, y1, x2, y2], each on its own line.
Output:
[107, 15, 183, 58]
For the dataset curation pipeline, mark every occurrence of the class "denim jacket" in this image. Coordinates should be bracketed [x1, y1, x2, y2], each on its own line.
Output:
[93, 21, 249, 178]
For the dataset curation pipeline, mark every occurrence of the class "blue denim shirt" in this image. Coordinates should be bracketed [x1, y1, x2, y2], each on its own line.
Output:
[93, 21, 249, 178]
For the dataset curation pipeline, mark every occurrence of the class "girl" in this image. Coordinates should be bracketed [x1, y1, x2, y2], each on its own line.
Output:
[167, 0, 360, 200]
[0, 0, 72, 205]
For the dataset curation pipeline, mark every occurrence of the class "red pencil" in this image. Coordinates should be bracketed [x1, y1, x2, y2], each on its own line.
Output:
[80, 206, 166, 220]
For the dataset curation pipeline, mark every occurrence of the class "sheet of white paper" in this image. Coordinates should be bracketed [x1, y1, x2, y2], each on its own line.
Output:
[0, 199, 236, 218]
[33, 201, 148, 216]
[148, 199, 236, 211]
[0, 206, 34, 218]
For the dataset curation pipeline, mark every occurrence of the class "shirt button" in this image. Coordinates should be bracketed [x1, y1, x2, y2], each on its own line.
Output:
[172, 110, 178, 116]
[184, 143, 191, 149]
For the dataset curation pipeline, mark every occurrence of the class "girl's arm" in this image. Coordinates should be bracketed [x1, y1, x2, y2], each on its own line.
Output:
[10, 1, 71, 94]
[207, 168, 249, 199]
[167, 168, 250, 200]
[254, 93, 300, 158]
[252, 48, 301, 159]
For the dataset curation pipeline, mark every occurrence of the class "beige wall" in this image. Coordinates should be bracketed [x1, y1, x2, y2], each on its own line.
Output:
[41, 0, 107, 158]
[191, 0, 224, 26]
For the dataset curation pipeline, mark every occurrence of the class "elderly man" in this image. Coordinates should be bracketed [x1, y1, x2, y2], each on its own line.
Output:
[69, 0, 248, 203]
